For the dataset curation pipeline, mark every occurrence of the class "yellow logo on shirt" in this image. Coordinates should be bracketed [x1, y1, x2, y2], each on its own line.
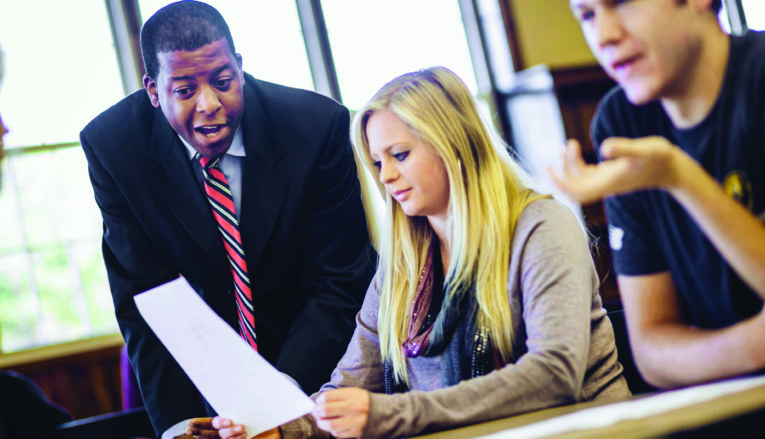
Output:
[723, 171, 753, 210]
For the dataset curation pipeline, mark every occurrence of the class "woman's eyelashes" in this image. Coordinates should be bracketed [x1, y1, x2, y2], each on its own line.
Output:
[372, 150, 409, 169]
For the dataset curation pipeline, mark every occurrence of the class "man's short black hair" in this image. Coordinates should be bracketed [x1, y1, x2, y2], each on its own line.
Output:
[140, 0, 236, 79]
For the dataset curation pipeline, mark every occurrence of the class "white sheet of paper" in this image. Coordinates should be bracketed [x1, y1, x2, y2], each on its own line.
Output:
[134, 277, 314, 437]
[477, 374, 765, 439]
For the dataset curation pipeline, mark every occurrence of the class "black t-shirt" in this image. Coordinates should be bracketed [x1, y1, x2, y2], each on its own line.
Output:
[592, 31, 765, 329]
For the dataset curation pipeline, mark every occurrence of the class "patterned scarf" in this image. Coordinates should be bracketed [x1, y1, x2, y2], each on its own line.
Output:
[384, 244, 498, 394]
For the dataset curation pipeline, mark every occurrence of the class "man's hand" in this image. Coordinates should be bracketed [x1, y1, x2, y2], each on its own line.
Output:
[313, 388, 371, 438]
[547, 136, 692, 204]
[179, 417, 280, 439]
[183, 417, 221, 438]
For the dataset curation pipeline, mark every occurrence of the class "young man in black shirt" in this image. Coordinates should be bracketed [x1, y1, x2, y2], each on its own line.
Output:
[551, 0, 765, 388]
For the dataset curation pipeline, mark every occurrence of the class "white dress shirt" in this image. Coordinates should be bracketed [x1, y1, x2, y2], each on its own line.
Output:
[182, 126, 246, 218]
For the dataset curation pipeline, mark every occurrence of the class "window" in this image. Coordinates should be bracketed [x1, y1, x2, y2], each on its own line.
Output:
[741, 0, 765, 30]
[0, 2, 124, 352]
[0, 4, 124, 148]
[722, 0, 765, 33]
[320, 0, 482, 238]
[321, 0, 479, 110]
[0, 0, 491, 353]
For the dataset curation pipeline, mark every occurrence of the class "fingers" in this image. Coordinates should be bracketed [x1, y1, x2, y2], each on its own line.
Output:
[315, 414, 364, 438]
[185, 417, 244, 439]
[189, 418, 216, 429]
[313, 388, 370, 417]
[562, 139, 587, 174]
[313, 389, 370, 438]
[187, 417, 220, 439]
[215, 425, 247, 439]
[211, 417, 230, 429]
[546, 139, 580, 182]
[547, 139, 604, 203]
[185, 428, 220, 439]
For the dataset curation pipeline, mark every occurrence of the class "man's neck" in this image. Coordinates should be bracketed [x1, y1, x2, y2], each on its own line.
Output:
[661, 26, 730, 129]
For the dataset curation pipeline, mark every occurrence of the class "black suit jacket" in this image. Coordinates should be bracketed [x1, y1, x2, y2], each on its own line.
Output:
[80, 74, 375, 434]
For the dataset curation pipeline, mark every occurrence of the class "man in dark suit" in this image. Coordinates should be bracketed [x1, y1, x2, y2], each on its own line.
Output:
[80, 2, 375, 437]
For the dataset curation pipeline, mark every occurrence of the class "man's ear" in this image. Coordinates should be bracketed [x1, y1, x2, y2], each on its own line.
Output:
[143, 74, 161, 108]
[236, 53, 244, 84]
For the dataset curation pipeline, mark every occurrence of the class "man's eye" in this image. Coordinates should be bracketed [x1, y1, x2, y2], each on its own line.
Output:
[393, 151, 409, 162]
[215, 78, 232, 89]
[174, 87, 193, 96]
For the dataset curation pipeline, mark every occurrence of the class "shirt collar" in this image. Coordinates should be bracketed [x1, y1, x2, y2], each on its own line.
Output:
[181, 124, 245, 160]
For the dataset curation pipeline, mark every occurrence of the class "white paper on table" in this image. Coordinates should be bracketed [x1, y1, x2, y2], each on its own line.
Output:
[134, 277, 314, 437]
[477, 374, 765, 439]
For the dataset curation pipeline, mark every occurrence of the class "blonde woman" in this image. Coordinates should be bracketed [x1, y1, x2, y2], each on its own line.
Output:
[211, 67, 629, 439]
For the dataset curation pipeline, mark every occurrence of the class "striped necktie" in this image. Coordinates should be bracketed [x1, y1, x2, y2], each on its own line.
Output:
[199, 155, 257, 351]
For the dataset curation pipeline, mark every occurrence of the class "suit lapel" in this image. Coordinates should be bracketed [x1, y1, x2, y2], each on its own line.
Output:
[238, 79, 289, 271]
[148, 110, 231, 280]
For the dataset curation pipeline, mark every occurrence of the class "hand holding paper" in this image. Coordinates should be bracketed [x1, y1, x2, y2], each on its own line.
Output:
[134, 277, 313, 437]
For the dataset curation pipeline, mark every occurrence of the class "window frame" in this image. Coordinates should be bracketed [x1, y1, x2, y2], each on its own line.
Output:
[1, 0, 500, 355]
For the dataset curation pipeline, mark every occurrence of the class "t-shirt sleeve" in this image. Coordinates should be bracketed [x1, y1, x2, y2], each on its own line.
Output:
[603, 194, 667, 275]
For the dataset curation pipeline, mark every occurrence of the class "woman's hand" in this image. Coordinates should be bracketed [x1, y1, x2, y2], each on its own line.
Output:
[312, 388, 371, 438]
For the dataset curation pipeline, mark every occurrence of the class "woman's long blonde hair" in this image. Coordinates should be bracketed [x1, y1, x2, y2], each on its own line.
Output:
[351, 67, 543, 384]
